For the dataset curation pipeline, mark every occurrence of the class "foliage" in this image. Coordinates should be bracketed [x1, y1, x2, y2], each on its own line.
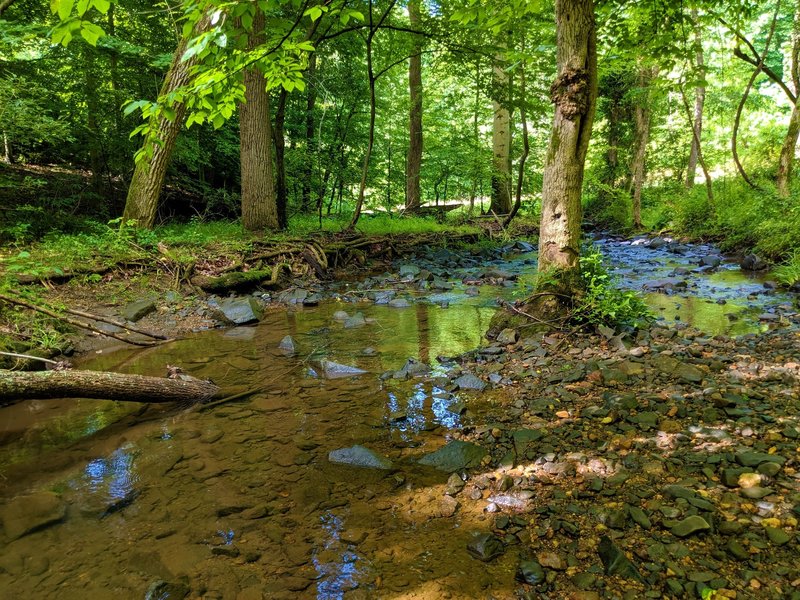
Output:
[572, 247, 652, 330]
[773, 250, 800, 287]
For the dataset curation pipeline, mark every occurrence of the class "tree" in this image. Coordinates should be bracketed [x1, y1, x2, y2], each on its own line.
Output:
[489, 37, 513, 215]
[629, 65, 656, 229]
[405, 0, 423, 212]
[536, 0, 597, 295]
[777, 0, 800, 196]
[685, 8, 705, 188]
[239, 10, 279, 231]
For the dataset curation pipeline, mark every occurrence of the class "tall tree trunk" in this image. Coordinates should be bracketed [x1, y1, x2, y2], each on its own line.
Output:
[2, 131, 10, 164]
[301, 53, 317, 212]
[122, 18, 209, 228]
[468, 61, 481, 214]
[239, 12, 280, 231]
[274, 89, 289, 229]
[490, 40, 512, 215]
[405, 0, 423, 212]
[630, 66, 656, 229]
[685, 9, 705, 188]
[777, 0, 800, 197]
[537, 0, 597, 294]
[84, 47, 104, 195]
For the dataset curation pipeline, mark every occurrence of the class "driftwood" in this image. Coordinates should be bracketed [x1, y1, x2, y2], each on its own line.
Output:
[0, 369, 220, 404]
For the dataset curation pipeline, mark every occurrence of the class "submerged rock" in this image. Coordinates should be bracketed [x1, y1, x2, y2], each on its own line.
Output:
[319, 360, 368, 379]
[516, 559, 545, 584]
[2, 492, 66, 540]
[466, 533, 504, 562]
[418, 440, 488, 472]
[144, 580, 190, 600]
[278, 335, 298, 354]
[671, 515, 711, 537]
[328, 445, 393, 470]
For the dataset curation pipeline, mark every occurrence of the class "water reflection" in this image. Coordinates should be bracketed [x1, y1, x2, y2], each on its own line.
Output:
[80, 443, 137, 501]
[385, 383, 462, 438]
[313, 512, 364, 599]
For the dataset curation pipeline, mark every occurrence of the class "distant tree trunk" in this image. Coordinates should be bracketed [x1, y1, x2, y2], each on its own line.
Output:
[2, 131, 10, 164]
[468, 61, 481, 214]
[273, 89, 289, 229]
[490, 40, 512, 215]
[537, 0, 597, 294]
[239, 12, 280, 231]
[122, 18, 209, 229]
[630, 66, 656, 229]
[504, 39, 529, 228]
[685, 9, 705, 188]
[405, 0, 423, 213]
[302, 53, 317, 212]
[777, 0, 800, 197]
[83, 47, 104, 195]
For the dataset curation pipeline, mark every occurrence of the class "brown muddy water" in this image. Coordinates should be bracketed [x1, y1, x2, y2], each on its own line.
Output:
[1, 239, 797, 599]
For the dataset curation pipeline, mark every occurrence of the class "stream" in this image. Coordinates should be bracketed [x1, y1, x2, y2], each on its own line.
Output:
[0, 237, 797, 599]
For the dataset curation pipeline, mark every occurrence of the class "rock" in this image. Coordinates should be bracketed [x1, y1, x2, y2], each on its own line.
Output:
[277, 288, 308, 304]
[597, 536, 643, 581]
[445, 473, 466, 496]
[328, 445, 393, 470]
[395, 358, 431, 378]
[496, 328, 519, 345]
[537, 550, 566, 570]
[388, 298, 411, 308]
[726, 539, 749, 560]
[2, 492, 66, 540]
[765, 526, 791, 545]
[628, 505, 652, 530]
[418, 440, 488, 472]
[121, 298, 156, 322]
[332, 310, 349, 321]
[741, 486, 774, 500]
[217, 297, 263, 325]
[399, 264, 421, 278]
[741, 254, 767, 271]
[671, 516, 711, 537]
[516, 560, 545, 585]
[466, 533, 504, 562]
[735, 451, 786, 468]
[278, 335, 298, 354]
[675, 362, 704, 383]
[439, 496, 459, 517]
[343, 313, 367, 328]
[700, 255, 722, 267]
[144, 580, 190, 600]
[319, 360, 367, 379]
[454, 373, 486, 391]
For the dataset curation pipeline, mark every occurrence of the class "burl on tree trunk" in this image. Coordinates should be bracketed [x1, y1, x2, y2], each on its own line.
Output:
[0, 369, 220, 404]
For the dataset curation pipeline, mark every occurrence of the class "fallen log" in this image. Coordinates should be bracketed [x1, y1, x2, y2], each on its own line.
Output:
[0, 369, 220, 404]
[191, 262, 292, 293]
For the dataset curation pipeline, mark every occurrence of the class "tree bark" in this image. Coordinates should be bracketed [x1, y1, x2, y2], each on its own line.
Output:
[537, 0, 597, 294]
[122, 17, 209, 229]
[490, 40, 512, 215]
[0, 369, 220, 404]
[240, 11, 280, 231]
[274, 89, 289, 229]
[405, 0, 423, 212]
[685, 9, 705, 188]
[778, 0, 800, 197]
[630, 66, 656, 229]
[302, 53, 318, 213]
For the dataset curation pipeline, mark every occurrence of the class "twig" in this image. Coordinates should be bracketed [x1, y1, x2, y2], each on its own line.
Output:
[0, 351, 59, 366]
[62, 307, 170, 340]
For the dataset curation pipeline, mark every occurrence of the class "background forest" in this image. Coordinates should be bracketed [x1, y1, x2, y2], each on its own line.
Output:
[1, 0, 800, 278]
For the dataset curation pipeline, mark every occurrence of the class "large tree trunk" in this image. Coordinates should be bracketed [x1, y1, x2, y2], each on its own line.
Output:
[240, 11, 280, 231]
[777, 0, 800, 197]
[405, 0, 423, 213]
[0, 369, 220, 404]
[537, 0, 597, 294]
[122, 18, 209, 229]
[490, 41, 512, 215]
[685, 9, 705, 188]
[274, 89, 289, 229]
[630, 66, 656, 229]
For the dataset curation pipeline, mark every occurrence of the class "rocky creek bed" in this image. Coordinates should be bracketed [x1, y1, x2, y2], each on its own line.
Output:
[0, 236, 798, 599]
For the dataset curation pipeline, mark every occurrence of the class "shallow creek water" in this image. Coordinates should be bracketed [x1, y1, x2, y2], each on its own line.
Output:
[0, 239, 797, 599]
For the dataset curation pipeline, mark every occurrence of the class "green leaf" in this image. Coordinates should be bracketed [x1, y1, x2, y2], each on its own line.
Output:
[57, 0, 74, 20]
[80, 22, 105, 46]
[92, 0, 111, 12]
[76, 0, 89, 15]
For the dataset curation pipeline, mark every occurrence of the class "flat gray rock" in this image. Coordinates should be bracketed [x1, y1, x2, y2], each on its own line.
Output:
[320, 360, 368, 379]
[418, 440, 487, 472]
[454, 373, 486, 391]
[121, 298, 156, 322]
[328, 445, 393, 469]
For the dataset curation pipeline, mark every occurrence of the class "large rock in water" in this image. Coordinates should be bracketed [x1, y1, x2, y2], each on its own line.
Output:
[328, 445, 393, 469]
[741, 254, 767, 271]
[217, 297, 263, 325]
[418, 440, 488, 472]
[2, 491, 66, 540]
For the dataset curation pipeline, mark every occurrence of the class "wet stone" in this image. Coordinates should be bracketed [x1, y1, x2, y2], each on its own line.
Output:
[388, 298, 411, 308]
[121, 297, 157, 322]
[497, 328, 519, 345]
[726, 539, 749, 560]
[217, 297, 263, 325]
[454, 373, 486, 391]
[328, 445, 393, 470]
[278, 335, 298, 354]
[597, 536, 643, 581]
[516, 560, 545, 585]
[418, 440, 488, 472]
[445, 473, 466, 496]
[671, 516, 711, 537]
[628, 505, 652, 530]
[466, 533, 504, 562]
[735, 451, 786, 468]
[319, 360, 368, 379]
[765, 527, 791, 545]
[144, 580, 190, 600]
